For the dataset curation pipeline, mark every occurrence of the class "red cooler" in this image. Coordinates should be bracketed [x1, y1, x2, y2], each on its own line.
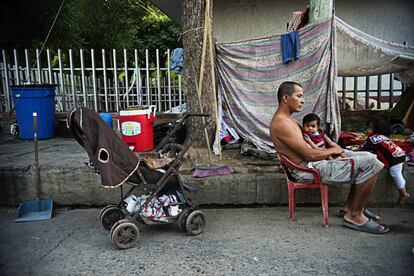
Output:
[119, 106, 156, 152]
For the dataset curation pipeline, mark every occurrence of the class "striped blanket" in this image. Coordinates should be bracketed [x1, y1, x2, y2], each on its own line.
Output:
[215, 18, 339, 153]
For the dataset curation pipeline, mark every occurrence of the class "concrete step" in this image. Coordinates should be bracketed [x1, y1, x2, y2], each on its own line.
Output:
[1, 136, 412, 206]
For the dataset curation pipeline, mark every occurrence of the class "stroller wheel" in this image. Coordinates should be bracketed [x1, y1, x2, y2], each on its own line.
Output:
[101, 206, 124, 230]
[98, 205, 117, 222]
[185, 210, 206, 236]
[110, 219, 130, 240]
[177, 208, 193, 232]
[111, 221, 139, 250]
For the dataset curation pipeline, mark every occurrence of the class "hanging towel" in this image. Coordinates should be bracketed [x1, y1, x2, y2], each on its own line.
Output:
[281, 31, 300, 64]
[170, 48, 184, 74]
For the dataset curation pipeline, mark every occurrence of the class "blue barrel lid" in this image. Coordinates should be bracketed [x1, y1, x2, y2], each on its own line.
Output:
[11, 84, 56, 98]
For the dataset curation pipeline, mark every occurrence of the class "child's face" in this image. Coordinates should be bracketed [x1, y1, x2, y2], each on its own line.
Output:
[303, 120, 318, 134]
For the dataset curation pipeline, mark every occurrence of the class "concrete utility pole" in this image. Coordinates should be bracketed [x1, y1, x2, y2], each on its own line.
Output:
[309, 0, 334, 23]
[182, 0, 216, 148]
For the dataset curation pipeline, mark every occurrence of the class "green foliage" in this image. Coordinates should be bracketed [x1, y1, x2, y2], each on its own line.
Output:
[0, 0, 182, 68]
[134, 10, 182, 56]
[0, 0, 82, 50]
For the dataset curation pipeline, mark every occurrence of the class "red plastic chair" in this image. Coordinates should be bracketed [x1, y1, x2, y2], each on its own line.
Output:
[279, 154, 329, 227]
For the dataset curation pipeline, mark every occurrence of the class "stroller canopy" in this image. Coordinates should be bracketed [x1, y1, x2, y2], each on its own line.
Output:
[68, 107, 141, 187]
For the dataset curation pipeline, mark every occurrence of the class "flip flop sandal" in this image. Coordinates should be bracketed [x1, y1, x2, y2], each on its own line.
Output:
[336, 208, 381, 221]
[335, 209, 346, 218]
[343, 218, 389, 234]
[363, 208, 381, 221]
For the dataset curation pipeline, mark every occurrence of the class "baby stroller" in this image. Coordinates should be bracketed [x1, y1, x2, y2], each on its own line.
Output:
[68, 107, 211, 249]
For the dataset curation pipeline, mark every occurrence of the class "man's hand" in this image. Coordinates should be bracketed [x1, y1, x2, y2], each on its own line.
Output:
[330, 144, 346, 159]
[339, 152, 347, 158]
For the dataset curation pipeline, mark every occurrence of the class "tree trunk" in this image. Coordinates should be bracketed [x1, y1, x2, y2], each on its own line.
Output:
[182, 0, 216, 148]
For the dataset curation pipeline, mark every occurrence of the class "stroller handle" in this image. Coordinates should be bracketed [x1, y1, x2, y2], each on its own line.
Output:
[154, 112, 212, 152]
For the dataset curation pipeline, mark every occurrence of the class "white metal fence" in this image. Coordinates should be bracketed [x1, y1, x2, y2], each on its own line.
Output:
[0, 48, 406, 114]
[0, 48, 184, 113]
[338, 74, 405, 110]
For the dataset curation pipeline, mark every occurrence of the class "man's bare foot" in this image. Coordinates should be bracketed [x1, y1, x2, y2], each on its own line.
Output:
[343, 212, 388, 234]
[343, 212, 368, 225]
[397, 192, 410, 205]
[338, 208, 381, 221]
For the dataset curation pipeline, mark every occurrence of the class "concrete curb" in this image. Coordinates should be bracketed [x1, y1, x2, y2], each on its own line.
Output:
[1, 164, 412, 206]
[1, 137, 412, 206]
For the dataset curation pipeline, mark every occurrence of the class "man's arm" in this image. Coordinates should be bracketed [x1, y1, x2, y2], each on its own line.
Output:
[272, 119, 343, 161]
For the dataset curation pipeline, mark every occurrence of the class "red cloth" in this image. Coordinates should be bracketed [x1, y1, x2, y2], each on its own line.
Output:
[338, 132, 414, 154]
[396, 141, 414, 154]
[338, 132, 361, 147]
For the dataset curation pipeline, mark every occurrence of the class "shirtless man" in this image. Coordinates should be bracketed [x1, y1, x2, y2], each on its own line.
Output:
[270, 81, 388, 234]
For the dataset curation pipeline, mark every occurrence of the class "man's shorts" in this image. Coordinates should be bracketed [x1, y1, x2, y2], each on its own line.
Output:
[292, 150, 384, 185]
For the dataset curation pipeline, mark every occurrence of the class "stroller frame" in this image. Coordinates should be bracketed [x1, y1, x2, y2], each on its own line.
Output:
[98, 113, 212, 249]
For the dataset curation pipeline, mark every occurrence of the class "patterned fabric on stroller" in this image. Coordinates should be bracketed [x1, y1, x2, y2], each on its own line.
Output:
[68, 107, 211, 249]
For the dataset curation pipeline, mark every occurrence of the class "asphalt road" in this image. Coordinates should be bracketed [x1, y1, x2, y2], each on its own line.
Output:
[0, 207, 413, 275]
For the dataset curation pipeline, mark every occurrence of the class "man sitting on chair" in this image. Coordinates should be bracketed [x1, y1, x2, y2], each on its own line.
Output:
[269, 81, 388, 234]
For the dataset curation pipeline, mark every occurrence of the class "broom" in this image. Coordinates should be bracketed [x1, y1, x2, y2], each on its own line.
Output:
[192, 0, 234, 178]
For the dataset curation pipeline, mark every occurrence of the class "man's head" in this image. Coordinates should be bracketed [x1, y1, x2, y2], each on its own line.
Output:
[277, 81, 303, 103]
[302, 113, 320, 134]
[277, 81, 304, 113]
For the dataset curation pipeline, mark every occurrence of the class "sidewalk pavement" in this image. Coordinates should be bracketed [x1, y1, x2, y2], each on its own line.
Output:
[0, 206, 413, 275]
[0, 134, 413, 206]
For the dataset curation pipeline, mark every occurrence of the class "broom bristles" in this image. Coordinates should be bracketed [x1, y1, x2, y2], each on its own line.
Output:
[192, 165, 234, 178]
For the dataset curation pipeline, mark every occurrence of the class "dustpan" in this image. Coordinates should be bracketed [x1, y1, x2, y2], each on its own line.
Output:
[15, 199, 53, 222]
[15, 112, 53, 222]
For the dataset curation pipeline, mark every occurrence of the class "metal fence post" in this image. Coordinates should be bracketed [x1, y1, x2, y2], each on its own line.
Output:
[2, 49, 11, 111]
[13, 49, 20, 85]
[124, 49, 129, 107]
[353, 76, 357, 110]
[91, 49, 98, 112]
[377, 75, 382, 109]
[179, 75, 182, 111]
[389, 73, 394, 108]
[113, 49, 119, 112]
[69, 49, 76, 108]
[102, 49, 108, 112]
[134, 49, 141, 105]
[156, 49, 161, 110]
[167, 49, 172, 111]
[365, 76, 370, 109]
[46, 49, 52, 84]
[58, 49, 65, 111]
[36, 49, 42, 84]
[145, 49, 150, 107]
[341, 76, 346, 109]
[24, 49, 30, 84]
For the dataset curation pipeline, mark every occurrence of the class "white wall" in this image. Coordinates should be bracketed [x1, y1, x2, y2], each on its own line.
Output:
[214, 0, 307, 42]
[213, 0, 414, 44]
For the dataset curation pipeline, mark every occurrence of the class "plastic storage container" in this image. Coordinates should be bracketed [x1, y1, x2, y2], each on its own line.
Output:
[119, 106, 156, 152]
[11, 85, 56, 140]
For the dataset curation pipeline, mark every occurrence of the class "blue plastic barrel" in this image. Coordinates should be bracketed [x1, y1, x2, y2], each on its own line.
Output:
[11, 85, 56, 140]
[99, 113, 113, 128]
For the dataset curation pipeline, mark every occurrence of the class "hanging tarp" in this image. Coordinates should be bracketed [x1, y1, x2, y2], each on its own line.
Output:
[215, 18, 339, 153]
[336, 17, 414, 82]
